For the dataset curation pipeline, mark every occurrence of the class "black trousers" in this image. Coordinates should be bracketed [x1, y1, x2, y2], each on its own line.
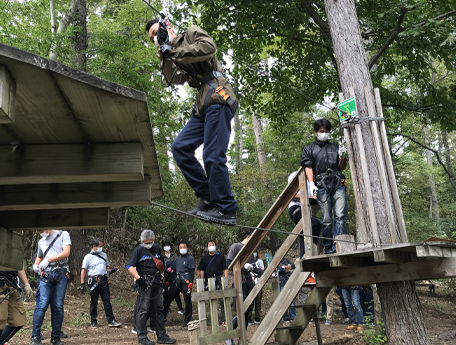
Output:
[232, 280, 254, 329]
[136, 282, 166, 341]
[89, 279, 115, 323]
[133, 293, 156, 331]
[163, 281, 192, 323]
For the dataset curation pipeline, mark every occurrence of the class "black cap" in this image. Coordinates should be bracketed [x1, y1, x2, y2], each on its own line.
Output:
[145, 18, 160, 33]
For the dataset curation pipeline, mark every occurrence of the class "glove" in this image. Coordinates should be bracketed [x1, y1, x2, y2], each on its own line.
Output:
[160, 43, 172, 55]
[80, 283, 87, 294]
[33, 264, 40, 273]
[136, 277, 147, 289]
[38, 258, 49, 270]
[244, 263, 253, 272]
[309, 182, 318, 197]
[186, 283, 193, 295]
[108, 268, 119, 275]
[166, 267, 173, 273]
[23, 284, 34, 299]
[338, 143, 347, 159]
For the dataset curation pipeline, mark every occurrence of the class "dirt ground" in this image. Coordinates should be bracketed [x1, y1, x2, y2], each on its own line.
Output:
[10, 260, 456, 345]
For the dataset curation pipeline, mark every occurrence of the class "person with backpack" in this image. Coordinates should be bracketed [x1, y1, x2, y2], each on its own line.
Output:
[80, 238, 121, 329]
[31, 230, 71, 345]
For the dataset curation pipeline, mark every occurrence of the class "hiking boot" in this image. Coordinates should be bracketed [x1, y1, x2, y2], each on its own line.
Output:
[357, 324, 363, 331]
[188, 198, 215, 215]
[91, 321, 98, 328]
[50, 338, 64, 345]
[347, 324, 357, 330]
[157, 335, 176, 344]
[197, 209, 236, 225]
[108, 320, 122, 327]
[138, 339, 155, 345]
[30, 336, 43, 345]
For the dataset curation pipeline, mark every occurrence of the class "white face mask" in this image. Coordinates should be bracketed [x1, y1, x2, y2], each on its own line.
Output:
[208, 246, 216, 253]
[143, 243, 153, 249]
[153, 36, 160, 47]
[40, 231, 49, 238]
[166, 253, 171, 258]
[164, 246, 171, 252]
[317, 132, 329, 141]
[96, 247, 103, 253]
[180, 248, 187, 255]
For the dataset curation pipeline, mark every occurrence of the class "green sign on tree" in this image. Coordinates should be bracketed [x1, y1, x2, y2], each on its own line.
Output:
[338, 96, 358, 121]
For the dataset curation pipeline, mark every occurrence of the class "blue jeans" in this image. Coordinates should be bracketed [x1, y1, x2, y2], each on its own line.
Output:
[171, 104, 238, 214]
[341, 287, 364, 325]
[317, 184, 347, 253]
[32, 275, 68, 338]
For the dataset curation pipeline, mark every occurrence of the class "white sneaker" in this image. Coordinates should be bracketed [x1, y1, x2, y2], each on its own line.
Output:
[344, 318, 350, 324]
[132, 328, 137, 334]
[149, 329, 156, 333]
[178, 310, 184, 315]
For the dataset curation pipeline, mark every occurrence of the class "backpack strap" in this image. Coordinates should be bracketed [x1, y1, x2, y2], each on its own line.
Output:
[42, 231, 62, 259]
[91, 252, 107, 263]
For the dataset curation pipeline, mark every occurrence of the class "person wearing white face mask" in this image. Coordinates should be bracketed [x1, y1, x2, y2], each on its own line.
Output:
[300, 119, 348, 254]
[163, 242, 195, 328]
[161, 241, 184, 316]
[80, 238, 121, 329]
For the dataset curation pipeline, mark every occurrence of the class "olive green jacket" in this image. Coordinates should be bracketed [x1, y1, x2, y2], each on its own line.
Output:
[158, 26, 237, 116]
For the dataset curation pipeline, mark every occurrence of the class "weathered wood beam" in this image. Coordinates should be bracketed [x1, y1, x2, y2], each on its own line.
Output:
[0, 66, 16, 124]
[0, 208, 109, 230]
[316, 258, 456, 287]
[373, 250, 404, 263]
[0, 143, 143, 185]
[0, 227, 23, 270]
[0, 178, 151, 211]
[329, 256, 364, 268]
[191, 288, 237, 301]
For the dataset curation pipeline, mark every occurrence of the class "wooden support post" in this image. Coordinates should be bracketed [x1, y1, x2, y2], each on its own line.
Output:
[364, 87, 397, 244]
[299, 169, 317, 258]
[374, 88, 408, 243]
[314, 314, 323, 345]
[0, 65, 16, 123]
[208, 278, 219, 334]
[222, 277, 233, 331]
[233, 262, 247, 345]
[0, 143, 144, 185]
[196, 279, 207, 338]
[0, 227, 23, 270]
[374, 250, 404, 263]
[188, 321, 200, 345]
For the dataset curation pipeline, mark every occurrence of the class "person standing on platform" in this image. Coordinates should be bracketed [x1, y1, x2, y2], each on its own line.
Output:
[300, 119, 347, 254]
[80, 238, 121, 329]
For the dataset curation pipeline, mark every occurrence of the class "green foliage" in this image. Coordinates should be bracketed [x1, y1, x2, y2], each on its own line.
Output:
[67, 312, 91, 327]
[362, 319, 388, 345]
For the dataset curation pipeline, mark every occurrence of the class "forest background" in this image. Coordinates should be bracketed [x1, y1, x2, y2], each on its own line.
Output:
[1, 0, 455, 282]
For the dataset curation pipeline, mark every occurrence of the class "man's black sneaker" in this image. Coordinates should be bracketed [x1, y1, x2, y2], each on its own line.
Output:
[157, 335, 176, 344]
[50, 338, 64, 345]
[108, 320, 122, 327]
[91, 321, 98, 328]
[188, 198, 215, 215]
[30, 336, 43, 345]
[60, 332, 68, 339]
[138, 338, 155, 345]
[182, 322, 189, 328]
[197, 209, 236, 225]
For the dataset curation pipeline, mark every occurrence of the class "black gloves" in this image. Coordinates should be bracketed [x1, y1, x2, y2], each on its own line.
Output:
[108, 268, 119, 275]
[160, 43, 172, 55]
[137, 277, 147, 289]
[80, 283, 87, 294]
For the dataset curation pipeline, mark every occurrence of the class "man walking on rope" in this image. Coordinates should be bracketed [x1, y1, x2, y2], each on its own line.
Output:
[146, 18, 238, 225]
[300, 119, 347, 254]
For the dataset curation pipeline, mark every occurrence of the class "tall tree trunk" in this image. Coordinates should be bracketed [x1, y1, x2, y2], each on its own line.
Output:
[423, 126, 439, 220]
[68, 229, 88, 283]
[252, 112, 266, 167]
[72, 0, 87, 71]
[49, 0, 79, 60]
[234, 112, 242, 173]
[325, 1, 429, 344]
[441, 129, 456, 195]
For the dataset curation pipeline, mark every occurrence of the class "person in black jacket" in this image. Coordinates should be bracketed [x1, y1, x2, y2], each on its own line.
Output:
[300, 119, 348, 254]
[126, 230, 175, 345]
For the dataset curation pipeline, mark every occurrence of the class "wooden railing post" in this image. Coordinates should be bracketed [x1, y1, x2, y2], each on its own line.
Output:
[208, 278, 219, 333]
[233, 261, 247, 345]
[222, 277, 233, 331]
[196, 278, 207, 337]
[299, 169, 318, 257]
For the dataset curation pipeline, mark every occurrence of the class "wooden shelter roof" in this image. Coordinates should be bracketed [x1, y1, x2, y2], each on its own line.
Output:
[0, 43, 163, 230]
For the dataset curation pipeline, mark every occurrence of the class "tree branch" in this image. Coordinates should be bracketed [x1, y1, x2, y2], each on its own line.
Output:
[368, 6, 408, 70]
[300, 0, 331, 38]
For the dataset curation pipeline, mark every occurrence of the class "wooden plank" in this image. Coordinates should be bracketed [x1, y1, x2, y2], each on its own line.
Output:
[0, 208, 109, 230]
[329, 256, 364, 268]
[250, 268, 310, 345]
[373, 250, 403, 263]
[208, 278, 219, 334]
[233, 262, 247, 345]
[0, 143, 143, 185]
[228, 167, 302, 270]
[192, 288, 237, 302]
[316, 258, 456, 287]
[196, 279, 207, 337]
[244, 221, 303, 309]
[0, 178, 151, 211]
[365, 87, 397, 243]
[222, 277, 233, 331]
[374, 88, 408, 243]
[0, 66, 16, 123]
[0, 227, 23, 270]
[299, 169, 317, 258]
[199, 329, 240, 345]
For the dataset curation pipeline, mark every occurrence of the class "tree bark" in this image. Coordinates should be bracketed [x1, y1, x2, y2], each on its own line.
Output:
[72, 0, 87, 71]
[49, 0, 79, 60]
[423, 126, 439, 220]
[68, 229, 88, 283]
[324, 1, 429, 344]
[441, 129, 456, 195]
[252, 112, 266, 167]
